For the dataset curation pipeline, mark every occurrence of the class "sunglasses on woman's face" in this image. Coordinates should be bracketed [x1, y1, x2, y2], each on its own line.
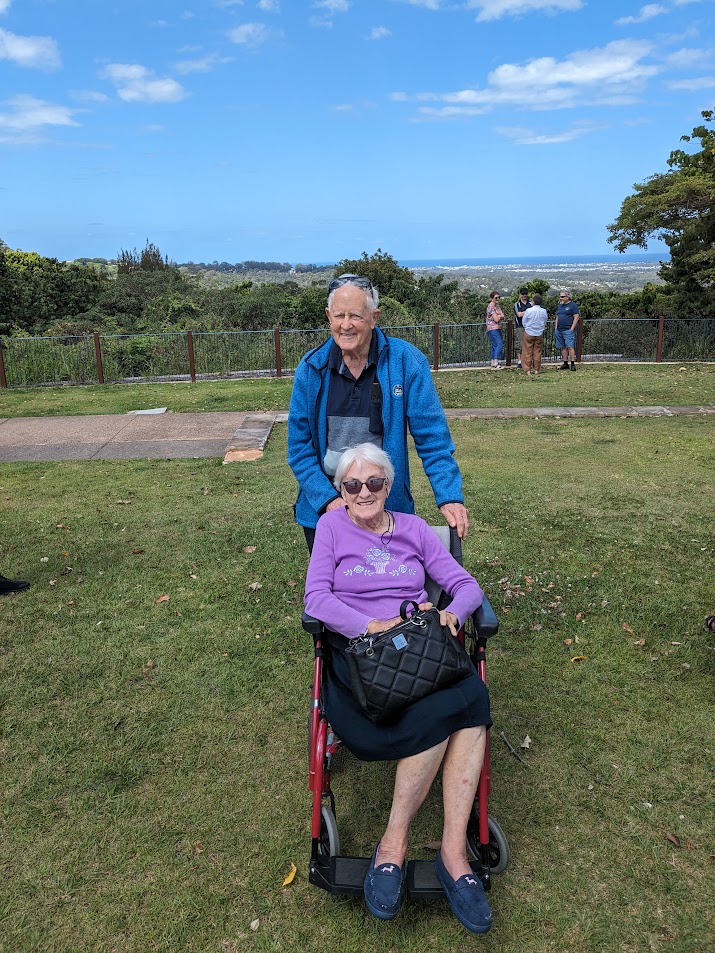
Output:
[341, 477, 388, 495]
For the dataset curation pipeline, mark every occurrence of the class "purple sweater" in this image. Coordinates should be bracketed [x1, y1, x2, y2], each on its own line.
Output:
[304, 508, 483, 639]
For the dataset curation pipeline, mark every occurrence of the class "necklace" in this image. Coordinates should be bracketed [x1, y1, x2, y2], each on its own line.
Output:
[380, 511, 394, 548]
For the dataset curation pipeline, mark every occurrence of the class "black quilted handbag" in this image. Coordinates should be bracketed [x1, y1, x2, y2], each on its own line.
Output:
[344, 600, 472, 725]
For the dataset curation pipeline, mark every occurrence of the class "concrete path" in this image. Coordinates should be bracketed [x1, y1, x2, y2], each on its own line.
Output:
[0, 406, 711, 463]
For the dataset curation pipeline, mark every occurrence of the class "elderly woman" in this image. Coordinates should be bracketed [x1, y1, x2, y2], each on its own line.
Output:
[304, 444, 493, 935]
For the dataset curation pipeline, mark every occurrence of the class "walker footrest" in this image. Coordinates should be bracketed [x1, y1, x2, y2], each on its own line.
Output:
[309, 856, 484, 898]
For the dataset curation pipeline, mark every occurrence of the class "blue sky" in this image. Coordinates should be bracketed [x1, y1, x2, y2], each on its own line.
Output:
[1, 0, 713, 264]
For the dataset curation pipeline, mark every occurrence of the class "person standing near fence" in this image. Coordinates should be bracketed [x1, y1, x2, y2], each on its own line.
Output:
[485, 291, 504, 370]
[521, 294, 548, 376]
[556, 290, 580, 371]
[513, 287, 532, 370]
[288, 274, 470, 551]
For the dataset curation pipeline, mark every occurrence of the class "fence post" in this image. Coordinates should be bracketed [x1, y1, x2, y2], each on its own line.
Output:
[274, 328, 282, 378]
[93, 332, 104, 384]
[656, 314, 665, 362]
[187, 330, 196, 382]
[433, 322, 440, 371]
[0, 343, 7, 388]
[506, 319, 513, 367]
[576, 320, 583, 363]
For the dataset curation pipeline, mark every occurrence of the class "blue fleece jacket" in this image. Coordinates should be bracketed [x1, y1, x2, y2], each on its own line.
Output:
[287, 327, 464, 528]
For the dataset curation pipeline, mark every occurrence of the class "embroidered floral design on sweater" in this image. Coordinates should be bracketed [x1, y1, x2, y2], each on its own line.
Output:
[364, 545, 391, 574]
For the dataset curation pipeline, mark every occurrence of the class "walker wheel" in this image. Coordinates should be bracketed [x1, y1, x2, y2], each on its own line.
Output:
[466, 809, 509, 874]
[318, 805, 340, 858]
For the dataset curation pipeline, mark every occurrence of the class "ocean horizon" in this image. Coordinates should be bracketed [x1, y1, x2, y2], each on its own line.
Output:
[311, 252, 665, 269]
[397, 253, 665, 269]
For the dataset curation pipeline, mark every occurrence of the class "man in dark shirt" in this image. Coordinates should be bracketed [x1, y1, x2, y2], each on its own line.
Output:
[555, 290, 580, 370]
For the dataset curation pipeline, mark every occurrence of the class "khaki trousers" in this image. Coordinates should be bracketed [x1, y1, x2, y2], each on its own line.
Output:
[522, 332, 543, 373]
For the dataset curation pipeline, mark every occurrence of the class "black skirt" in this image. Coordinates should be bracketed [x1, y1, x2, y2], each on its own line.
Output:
[321, 631, 492, 762]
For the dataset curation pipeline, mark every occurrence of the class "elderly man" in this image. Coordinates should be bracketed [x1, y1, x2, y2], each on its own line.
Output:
[288, 274, 469, 550]
[555, 290, 580, 370]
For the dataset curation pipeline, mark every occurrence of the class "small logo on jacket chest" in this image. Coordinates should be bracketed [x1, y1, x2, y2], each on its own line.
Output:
[392, 384, 403, 398]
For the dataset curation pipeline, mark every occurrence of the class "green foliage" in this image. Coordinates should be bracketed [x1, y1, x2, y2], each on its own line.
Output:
[0, 248, 107, 335]
[608, 108, 715, 315]
[334, 248, 417, 302]
[117, 239, 175, 274]
[528, 278, 550, 296]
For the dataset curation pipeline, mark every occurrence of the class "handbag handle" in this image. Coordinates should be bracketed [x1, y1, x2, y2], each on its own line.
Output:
[399, 600, 420, 620]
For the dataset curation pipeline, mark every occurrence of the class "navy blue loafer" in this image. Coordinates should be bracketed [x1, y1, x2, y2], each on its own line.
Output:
[435, 851, 493, 934]
[363, 842, 406, 921]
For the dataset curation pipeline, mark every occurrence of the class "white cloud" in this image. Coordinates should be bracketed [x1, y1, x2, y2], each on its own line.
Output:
[416, 105, 490, 119]
[667, 75, 715, 89]
[228, 22, 269, 45]
[0, 28, 61, 70]
[615, 4, 667, 26]
[71, 89, 109, 103]
[0, 94, 78, 143]
[0, 0, 12, 13]
[258, 0, 280, 10]
[99, 64, 187, 103]
[313, 0, 350, 10]
[395, 40, 658, 113]
[368, 26, 391, 40]
[664, 47, 712, 68]
[495, 122, 603, 144]
[174, 53, 234, 73]
[465, 0, 583, 21]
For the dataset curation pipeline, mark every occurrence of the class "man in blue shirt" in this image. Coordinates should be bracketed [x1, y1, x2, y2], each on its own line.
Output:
[555, 290, 580, 371]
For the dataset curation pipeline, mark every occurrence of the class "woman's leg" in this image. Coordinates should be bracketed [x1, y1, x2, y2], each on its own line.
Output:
[375, 738, 449, 867]
[439, 725, 487, 880]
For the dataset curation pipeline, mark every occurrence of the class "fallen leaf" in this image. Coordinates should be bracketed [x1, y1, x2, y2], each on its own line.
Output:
[247, 582, 262, 592]
[287, 580, 297, 587]
[670, 641, 682, 646]
[576, 612, 583, 621]
[49, 579, 57, 586]
[634, 639, 646, 647]
[132, 549, 145, 555]
[623, 623, 634, 635]
[666, 833, 682, 848]
[524, 576, 533, 584]
[243, 546, 256, 553]
[116, 499, 132, 505]
[424, 840, 442, 851]
[521, 735, 532, 749]
[570, 655, 588, 663]
[143, 659, 156, 676]
[281, 862, 297, 887]
[193, 840, 204, 854]
[189, 573, 198, 580]
[202, 487, 210, 496]
[60, 566, 73, 575]
[155, 594, 170, 604]
[250, 919, 260, 932]
[563, 638, 573, 646]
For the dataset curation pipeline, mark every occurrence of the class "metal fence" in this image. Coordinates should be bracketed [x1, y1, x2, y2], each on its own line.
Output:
[1, 317, 713, 388]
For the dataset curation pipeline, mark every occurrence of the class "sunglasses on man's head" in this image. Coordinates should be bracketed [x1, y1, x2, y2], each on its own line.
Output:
[329, 274, 375, 292]
[341, 477, 388, 495]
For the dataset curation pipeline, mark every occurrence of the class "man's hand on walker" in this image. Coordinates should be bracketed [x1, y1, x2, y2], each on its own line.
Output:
[439, 502, 470, 539]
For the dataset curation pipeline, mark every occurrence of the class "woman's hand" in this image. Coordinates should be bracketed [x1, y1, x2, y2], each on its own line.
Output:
[366, 617, 402, 634]
[439, 610, 459, 636]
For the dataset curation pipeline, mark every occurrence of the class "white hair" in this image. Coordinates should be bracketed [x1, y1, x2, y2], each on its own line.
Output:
[333, 443, 394, 490]
[327, 280, 380, 312]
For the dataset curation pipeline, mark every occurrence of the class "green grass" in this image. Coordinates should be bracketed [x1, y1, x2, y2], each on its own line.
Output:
[1, 414, 713, 952]
[0, 362, 713, 417]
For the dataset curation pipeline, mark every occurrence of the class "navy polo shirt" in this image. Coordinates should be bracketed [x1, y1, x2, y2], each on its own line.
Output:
[556, 300, 580, 329]
[513, 297, 532, 328]
[323, 333, 383, 477]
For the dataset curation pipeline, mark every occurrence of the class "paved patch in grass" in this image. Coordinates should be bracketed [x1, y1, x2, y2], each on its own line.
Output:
[1, 417, 713, 951]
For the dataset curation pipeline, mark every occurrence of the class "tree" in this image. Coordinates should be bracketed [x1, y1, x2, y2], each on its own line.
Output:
[608, 108, 715, 316]
[333, 249, 416, 303]
[117, 239, 174, 274]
